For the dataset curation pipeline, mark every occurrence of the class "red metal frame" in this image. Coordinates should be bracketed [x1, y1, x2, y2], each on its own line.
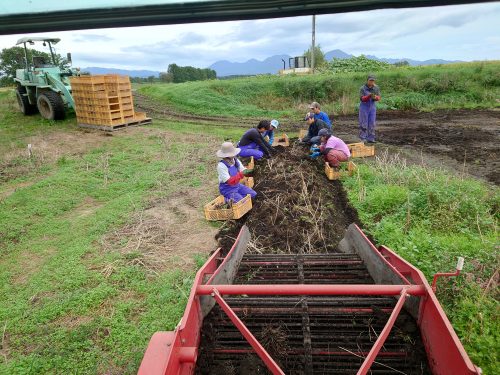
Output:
[357, 289, 408, 375]
[197, 284, 425, 296]
[379, 245, 481, 375]
[139, 226, 482, 375]
[431, 269, 461, 292]
[212, 288, 285, 375]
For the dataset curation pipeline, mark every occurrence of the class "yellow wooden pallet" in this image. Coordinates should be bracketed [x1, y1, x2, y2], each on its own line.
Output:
[324, 161, 357, 181]
[71, 74, 149, 130]
[204, 194, 252, 221]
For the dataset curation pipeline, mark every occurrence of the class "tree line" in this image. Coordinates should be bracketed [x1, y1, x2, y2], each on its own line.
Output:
[0, 46, 216, 86]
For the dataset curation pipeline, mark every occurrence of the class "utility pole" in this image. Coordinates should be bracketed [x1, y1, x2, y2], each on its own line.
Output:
[311, 15, 316, 73]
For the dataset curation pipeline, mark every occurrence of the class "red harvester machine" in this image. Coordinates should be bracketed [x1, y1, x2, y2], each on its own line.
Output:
[138, 224, 481, 375]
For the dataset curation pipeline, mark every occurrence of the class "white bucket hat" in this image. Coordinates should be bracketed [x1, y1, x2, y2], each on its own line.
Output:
[270, 119, 279, 128]
[216, 142, 241, 158]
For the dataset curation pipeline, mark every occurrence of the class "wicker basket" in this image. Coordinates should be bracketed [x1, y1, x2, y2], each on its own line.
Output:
[204, 194, 252, 221]
[324, 161, 357, 181]
[241, 177, 255, 188]
[273, 134, 289, 147]
[348, 142, 375, 158]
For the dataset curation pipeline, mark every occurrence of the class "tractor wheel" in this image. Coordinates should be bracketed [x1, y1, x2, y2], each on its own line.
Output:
[16, 86, 37, 115]
[37, 91, 66, 120]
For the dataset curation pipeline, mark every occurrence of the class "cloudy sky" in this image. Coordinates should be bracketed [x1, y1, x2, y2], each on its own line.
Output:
[1, 2, 499, 71]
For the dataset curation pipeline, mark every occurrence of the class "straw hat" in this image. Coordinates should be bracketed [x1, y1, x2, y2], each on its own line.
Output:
[216, 142, 241, 158]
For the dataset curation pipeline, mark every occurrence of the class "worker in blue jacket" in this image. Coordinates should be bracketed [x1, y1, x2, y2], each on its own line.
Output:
[309, 102, 332, 129]
[262, 119, 279, 145]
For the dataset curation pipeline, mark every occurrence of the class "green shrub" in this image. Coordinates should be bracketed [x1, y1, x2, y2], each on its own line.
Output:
[138, 61, 500, 118]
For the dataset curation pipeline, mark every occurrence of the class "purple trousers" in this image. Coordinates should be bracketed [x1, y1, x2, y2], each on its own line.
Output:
[219, 183, 257, 203]
[359, 102, 376, 142]
[238, 142, 264, 159]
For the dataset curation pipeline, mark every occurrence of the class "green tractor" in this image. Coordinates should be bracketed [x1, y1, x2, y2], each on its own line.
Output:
[14, 37, 79, 120]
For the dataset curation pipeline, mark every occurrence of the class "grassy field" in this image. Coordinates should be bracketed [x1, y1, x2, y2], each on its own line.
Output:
[138, 61, 500, 119]
[1, 74, 499, 375]
[343, 153, 499, 373]
[0, 90, 237, 374]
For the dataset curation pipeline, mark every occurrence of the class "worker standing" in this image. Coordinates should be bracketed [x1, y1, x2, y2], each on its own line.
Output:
[359, 75, 381, 144]
[309, 102, 332, 129]
[217, 142, 256, 203]
[262, 119, 279, 145]
[238, 120, 275, 159]
[310, 129, 350, 169]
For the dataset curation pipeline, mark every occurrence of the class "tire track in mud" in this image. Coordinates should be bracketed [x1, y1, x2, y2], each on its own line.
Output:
[133, 92, 258, 127]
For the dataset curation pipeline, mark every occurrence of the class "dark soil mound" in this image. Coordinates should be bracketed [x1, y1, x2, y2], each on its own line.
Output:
[217, 144, 362, 254]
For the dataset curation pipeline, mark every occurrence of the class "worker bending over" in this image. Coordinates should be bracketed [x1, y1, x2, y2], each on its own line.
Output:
[217, 142, 256, 203]
[308, 101, 332, 129]
[262, 119, 279, 145]
[301, 113, 329, 145]
[310, 129, 351, 169]
[238, 120, 275, 159]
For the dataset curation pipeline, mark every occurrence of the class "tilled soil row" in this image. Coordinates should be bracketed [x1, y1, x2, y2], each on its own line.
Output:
[216, 144, 362, 254]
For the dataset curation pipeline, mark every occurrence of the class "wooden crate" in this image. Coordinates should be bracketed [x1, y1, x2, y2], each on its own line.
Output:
[324, 161, 357, 181]
[241, 177, 254, 188]
[204, 194, 252, 221]
[273, 134, 289, 147]
[71, 74, 147, 130]
[245, 156, 255, 170]
[348, 142, 375, 158]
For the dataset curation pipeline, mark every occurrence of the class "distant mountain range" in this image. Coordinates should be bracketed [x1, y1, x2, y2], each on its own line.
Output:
[209, 50, 462, 76]
[82, 67, 161, 78]
[82, 49, 461, 78]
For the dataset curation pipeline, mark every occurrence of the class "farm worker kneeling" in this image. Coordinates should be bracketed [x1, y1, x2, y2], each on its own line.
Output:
[301, 113, 329, 145]
[262, 119, 279, 145]
[359, 75, 381, 144]
[217, 142, 257, 203]
[238, 120, 275, 159]
[308, 101, 332, 129]
[310, 129, 351, 169]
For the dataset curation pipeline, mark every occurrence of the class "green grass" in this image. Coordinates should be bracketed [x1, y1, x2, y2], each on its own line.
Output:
[343, 153, 499, 374]
[1, 71, 499, 374]
[0, 91, 238, 374]
[138, 61, 500, 119]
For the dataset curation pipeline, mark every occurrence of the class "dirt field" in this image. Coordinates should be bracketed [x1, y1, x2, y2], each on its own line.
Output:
[333, 110, 500, 185]
[136, 93, 499, 185]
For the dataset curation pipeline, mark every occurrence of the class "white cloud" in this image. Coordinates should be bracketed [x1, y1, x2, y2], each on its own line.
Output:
[0, 2, 499, 70]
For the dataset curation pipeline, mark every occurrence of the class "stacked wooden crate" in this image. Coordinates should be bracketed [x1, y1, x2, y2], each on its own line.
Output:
[70, 74, 151, 130]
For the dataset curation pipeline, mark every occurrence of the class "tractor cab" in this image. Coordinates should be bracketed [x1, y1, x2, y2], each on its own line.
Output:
[14, 37, 79, 120]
